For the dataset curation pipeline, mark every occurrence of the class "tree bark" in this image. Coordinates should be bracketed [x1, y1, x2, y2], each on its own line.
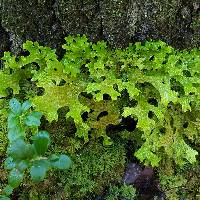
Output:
[0, 0, 199, 56]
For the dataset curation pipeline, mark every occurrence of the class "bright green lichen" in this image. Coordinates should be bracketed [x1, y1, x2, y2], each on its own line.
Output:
[1, 35, 199, 168]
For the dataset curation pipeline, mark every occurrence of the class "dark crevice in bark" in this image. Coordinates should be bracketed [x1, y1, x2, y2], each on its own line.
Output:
[0, 21, 11, 68]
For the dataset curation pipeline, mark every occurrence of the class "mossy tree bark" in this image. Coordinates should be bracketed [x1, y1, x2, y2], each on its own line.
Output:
[0, 0, 199, 56]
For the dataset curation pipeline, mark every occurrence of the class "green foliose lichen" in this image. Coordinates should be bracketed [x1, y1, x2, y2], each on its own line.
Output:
[0, 35, 200, 169]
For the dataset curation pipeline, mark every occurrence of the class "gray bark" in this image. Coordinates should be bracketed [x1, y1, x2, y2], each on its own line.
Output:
[0, 0, 199, 56]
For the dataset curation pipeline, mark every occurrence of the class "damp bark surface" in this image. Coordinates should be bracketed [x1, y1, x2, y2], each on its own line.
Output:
[0, 0, 199, 56]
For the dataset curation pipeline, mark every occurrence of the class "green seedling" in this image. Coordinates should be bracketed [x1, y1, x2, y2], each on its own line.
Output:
[0, 98, 72, 199]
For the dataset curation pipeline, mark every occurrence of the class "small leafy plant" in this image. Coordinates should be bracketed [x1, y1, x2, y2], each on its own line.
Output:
[0, 98, 71, 199]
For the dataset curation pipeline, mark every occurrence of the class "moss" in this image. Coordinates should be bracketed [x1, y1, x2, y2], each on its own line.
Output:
[15, 139, 125, 199]
[181, 163, 200, 199]
[159, 172, 187, 200]
[42, 110, 125, 198]
[105, 184, 137, 200]
[159, 161, 200, 200]
[0, 100, 8, 157]
[62, 140, 126, 199]
[0, 112, 8, 197]
[0, 118, 7, 157]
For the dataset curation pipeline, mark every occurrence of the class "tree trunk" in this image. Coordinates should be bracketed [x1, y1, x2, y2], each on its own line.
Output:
[0, 0, 199, 56]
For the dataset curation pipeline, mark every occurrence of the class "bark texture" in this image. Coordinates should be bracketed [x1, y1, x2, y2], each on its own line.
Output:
[0, 0, 199, 56]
